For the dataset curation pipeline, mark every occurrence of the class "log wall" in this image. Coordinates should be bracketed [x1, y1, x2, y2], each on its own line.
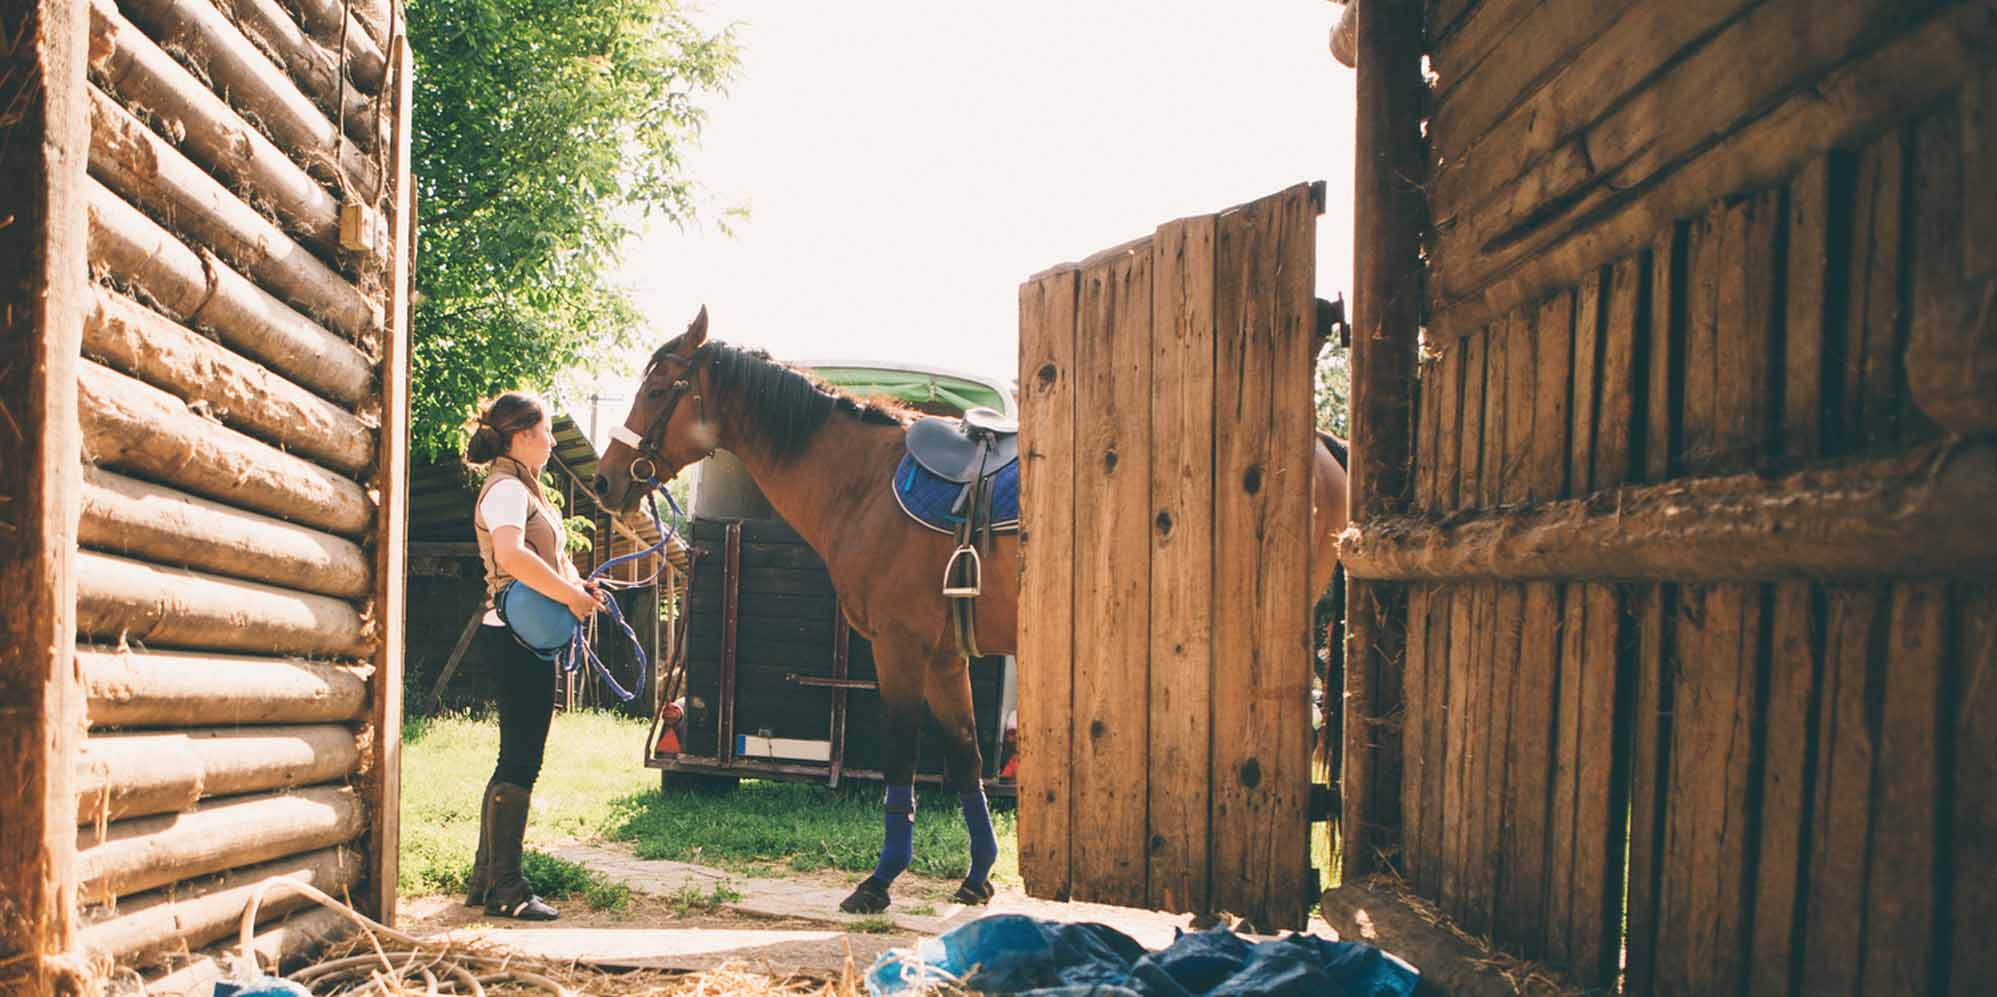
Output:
[1017, 184, 1320, 931]
[1336, 2, 1997, 992]
[1, 0, 413, 989]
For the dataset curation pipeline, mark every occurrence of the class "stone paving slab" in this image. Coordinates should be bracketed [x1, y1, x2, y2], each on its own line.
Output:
[555, 843, 1252, 950]
[437, 926, 902, 977]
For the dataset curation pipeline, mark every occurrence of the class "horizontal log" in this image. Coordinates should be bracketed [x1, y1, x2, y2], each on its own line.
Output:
[76, 724, 359, 824]
[76, 551, 370, 658]
[79, 846, 360, 967]
[142, 907, 349, 995]
[81, 467, 370, 598]
[80, 359, 371, 535]
[75, 785, 364, 903]
[201, 0, 385, 151]
[1430, 0, 1992, 332]
[85, 289, 373, 473]
[80, 648, 370, 728]
[1319, 881, 1577, 996]
[1339, 442, 1997, 582]
[88, 0, 359, 260]
[290, 0, 388, 92]
[87, 178, 372, 404]
[118, 0, 382, 181]
[87, 87, 381, 343]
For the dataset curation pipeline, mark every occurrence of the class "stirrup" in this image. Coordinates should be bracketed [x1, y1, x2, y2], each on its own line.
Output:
[943, 544, 982, 598]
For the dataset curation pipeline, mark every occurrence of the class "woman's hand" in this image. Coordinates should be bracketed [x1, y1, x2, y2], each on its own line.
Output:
[564, 581, 607, 621]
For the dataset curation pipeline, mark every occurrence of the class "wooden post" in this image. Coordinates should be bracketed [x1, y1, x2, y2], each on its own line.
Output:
[365, 27, 415, 927]
[1342, 0, 1425, 882]
[0, 0, 90, 990]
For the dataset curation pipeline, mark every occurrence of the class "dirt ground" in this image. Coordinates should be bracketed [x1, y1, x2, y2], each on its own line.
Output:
[396, 890, 917, 985]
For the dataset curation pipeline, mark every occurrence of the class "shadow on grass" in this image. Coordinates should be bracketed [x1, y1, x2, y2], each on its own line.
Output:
[605, 780, 1019, 883]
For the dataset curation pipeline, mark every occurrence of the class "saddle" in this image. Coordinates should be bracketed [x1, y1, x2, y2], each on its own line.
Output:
[906, 409, 1019, 482]
[902, 408, 1018, 660]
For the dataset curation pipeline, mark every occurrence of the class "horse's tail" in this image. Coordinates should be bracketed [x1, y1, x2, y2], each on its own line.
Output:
[1316, 429, 1349, 471]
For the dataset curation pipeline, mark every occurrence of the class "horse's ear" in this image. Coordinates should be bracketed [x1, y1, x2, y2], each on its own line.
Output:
[686, 305, 709, 348]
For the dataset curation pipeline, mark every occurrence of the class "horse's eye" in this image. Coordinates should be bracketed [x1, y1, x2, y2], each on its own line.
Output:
[646, 388, 668, 400]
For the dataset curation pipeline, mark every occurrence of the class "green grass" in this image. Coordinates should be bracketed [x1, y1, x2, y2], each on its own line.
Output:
[606, 779, 1020, 885]
[401, 710, 1021, 901]
[399, 711, 659, 898]
[848, 916, 899, 934]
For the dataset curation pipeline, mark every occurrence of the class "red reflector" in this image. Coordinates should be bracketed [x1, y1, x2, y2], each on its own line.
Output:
[655, 728, 681, 756]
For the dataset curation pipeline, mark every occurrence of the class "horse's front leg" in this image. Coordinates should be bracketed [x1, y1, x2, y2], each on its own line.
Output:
[839, 637, 926, 915]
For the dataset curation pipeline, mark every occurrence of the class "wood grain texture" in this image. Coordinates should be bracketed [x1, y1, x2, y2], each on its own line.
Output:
[1339, 438, 1997, 584]
[85, 88, 379, 343]
[1146, 217, 1215, 914]
[1346, 0, 1425, 885]
[1213, 188, 1315, 928]
[1748, 582, 1817, 997]
[1430, 0, 1947, 309]
[1800, 584, 1885, 994]
[1403, 582, 1431, 887]
[1785, 157, 1832, 461]
[1429, 0, 1987, 339]
[79, 648, 370, 729]
[1622, 584, 1673, 997]
[0, 0, 89, 985]
[1860, 582, 1946, 993]
[1440, 329, 1486, 916]
[1071, 247, 1153, 909]
[1016, 270, 1079, 900]
[1952, 583, 1997, 997]
[1646, 225, 1681, 482]
[365, 33, 414, 923]
[85, 179, 373, 405]
[1905, 99, 1977, 438]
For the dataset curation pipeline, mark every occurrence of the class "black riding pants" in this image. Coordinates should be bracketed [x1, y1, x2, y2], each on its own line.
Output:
[479, 624, 556, 790]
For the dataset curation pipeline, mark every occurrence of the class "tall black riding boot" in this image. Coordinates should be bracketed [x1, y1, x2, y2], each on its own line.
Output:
[464, 777, 499, 906]
[482, 781, 558, 921]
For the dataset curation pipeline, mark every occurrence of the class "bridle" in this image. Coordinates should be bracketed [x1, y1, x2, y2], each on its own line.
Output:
[609, 345, 713, 488]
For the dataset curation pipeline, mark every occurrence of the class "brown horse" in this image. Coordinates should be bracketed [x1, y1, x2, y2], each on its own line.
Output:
[594, 307, 1348, 913]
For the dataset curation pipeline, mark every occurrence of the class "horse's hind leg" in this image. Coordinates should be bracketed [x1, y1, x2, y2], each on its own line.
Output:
[926, 655, 997, 905]
[838, 635, 926, 915]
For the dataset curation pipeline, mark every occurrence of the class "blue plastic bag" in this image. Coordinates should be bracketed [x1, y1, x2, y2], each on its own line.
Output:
[865, 914, 1418, 997]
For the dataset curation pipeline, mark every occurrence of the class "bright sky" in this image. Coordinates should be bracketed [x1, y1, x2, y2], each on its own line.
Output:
[586, 1, 1357, 445]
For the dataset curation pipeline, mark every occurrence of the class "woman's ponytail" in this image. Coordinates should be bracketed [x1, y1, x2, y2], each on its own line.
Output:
[463, 392, 547, 467]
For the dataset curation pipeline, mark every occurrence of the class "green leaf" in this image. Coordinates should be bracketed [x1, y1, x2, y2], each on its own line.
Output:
[407, 0, 740, 459]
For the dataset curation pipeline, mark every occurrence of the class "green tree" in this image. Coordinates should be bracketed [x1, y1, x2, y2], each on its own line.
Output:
[1314, 338, 1351, 438]
[406, 0, 739, 458]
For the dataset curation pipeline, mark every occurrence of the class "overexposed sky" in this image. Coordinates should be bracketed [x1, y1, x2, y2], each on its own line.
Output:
[588, 1, 1357, 443]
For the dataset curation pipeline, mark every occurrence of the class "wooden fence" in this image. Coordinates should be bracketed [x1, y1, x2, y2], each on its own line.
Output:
[1, 0, 413, 989]
[1016, 183, 1321, 930]
[1335, 0, 1996, 993]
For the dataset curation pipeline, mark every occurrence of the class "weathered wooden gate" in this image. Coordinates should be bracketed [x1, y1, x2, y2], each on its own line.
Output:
[2, 0, 413, 990]
[1016, 183, 1320, 930]
[1331, 0, 1997, 993]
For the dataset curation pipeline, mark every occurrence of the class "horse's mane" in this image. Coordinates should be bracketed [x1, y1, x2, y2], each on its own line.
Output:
[659, 340, 910, 458]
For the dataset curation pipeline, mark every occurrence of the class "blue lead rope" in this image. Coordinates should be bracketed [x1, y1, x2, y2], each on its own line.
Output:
[550, 485, 686, 703]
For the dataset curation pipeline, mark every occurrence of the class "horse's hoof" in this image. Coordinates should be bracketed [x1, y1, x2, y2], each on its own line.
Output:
[953, 878, 995, 905]
[840, 878, 892, 914]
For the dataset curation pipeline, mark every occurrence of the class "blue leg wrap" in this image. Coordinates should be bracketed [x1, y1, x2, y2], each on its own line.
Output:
[960, 790, 998, 884]
[870, 785, 916, 885]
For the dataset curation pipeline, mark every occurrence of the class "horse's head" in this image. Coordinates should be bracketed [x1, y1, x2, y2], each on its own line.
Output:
[594, 306, 717, 513]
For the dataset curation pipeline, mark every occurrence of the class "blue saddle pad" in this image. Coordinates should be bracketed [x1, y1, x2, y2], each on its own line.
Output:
[893, 453, 1019, 535]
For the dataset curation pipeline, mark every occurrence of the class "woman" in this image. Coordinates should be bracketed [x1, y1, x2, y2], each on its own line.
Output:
[459, 393, 605, 920]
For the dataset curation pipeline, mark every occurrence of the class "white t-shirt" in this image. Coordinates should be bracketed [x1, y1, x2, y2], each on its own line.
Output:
[480, 478, 533, 626]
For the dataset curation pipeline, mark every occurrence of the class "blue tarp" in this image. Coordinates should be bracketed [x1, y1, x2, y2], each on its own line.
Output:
[866, 914, 1420, 997]
[892, 453, 1020, 534]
